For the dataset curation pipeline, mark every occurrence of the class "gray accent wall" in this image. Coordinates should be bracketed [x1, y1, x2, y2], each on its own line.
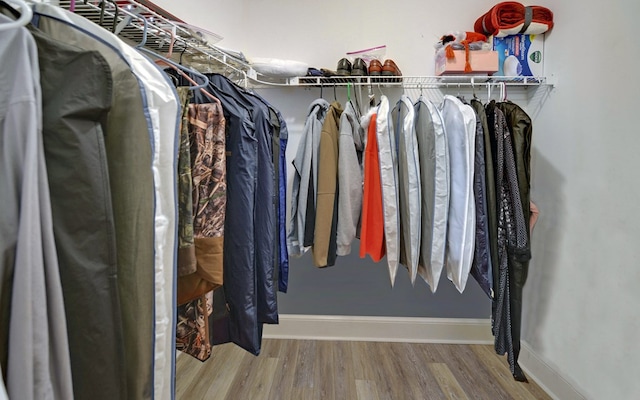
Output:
[279, 247, 491, 318]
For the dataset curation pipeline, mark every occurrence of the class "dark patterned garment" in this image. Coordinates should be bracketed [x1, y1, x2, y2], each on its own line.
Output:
[176, 101, 227, 305]
[489, 106, 531, 381]
[190, 102, 227, 239]
[177, 88, 196, 276]
[496, 102, 533, 382]
[470, 104, 493, 298]
[176, 290, 213, 361]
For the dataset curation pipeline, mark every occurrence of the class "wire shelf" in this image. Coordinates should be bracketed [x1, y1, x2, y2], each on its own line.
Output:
[57, 1, 554, 91]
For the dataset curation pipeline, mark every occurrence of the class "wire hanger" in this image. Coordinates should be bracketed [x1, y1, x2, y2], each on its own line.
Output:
[0, 0, 32, 31]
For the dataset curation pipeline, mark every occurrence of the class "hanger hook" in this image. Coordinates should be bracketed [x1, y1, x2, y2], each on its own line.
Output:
[0, 0, 32, 31]
[137, 17, 148, 48]
[138, 46, 210, 90]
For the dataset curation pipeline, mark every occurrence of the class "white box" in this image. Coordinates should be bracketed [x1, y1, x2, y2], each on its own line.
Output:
[492, 34, 544, 76]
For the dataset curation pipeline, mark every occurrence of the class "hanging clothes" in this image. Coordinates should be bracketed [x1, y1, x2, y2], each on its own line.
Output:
[288, 99, 330, 257]
[176, 101, 227, 305]
[207, 73, 279, 324]
[189, 77, 261, 355]
[359, 109, 386, 262]
[33, 4, 181, 399]
[393, 95, 421, 284]
[487, 103, 531, 382]
[313, 101, 344, 267]
[29, 25, 127, 400]
[469, 100, 493, 298]
[33, 8, 155, 400]
[472, 98, 499, 298]
[414, 97, 449, 292]
[0, 14, 74, 400]
[177, 88, 197, 277]
[274, 110, 290, 292]
[336, 100, 364, 256]
[212, 82, 289, 292]
[377, 96, 401, 286]
[176, 290, 214, 361]
[495, 100, 534, 382]
[441, 95, 476, 293]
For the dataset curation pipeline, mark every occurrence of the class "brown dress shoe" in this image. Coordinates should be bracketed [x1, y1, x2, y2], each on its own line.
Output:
[381, 59, 402, 76]
[368, 59, 383, 76]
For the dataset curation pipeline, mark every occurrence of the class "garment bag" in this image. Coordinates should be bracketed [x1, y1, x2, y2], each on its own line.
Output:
[414, 97, 449, 292]
[440, 95, 476, 292]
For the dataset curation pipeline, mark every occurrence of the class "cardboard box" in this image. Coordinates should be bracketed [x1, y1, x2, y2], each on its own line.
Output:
[435, 49, 498, 76]
[493, 34, 544, 76]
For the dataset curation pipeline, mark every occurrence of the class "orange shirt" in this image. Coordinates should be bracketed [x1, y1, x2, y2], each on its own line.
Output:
[359, 113, 386, 261]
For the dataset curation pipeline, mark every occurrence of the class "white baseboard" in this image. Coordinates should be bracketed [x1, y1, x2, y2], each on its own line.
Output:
[519, 341, 587, 400]
[263, 314, 493, 344]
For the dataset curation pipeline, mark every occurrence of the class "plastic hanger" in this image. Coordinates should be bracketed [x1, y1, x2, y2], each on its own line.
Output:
[124, 12, 212, 94]
[353, 84, 362, 117]
[137, 46, 211, 91]
[0, 0, 20, 18]
[0, 0, 32, 31]
[368, 84, 375, 108]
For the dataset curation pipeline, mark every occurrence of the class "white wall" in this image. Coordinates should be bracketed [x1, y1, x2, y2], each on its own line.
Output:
[153, 0, 640, 398]
[522, 1, 640, 399]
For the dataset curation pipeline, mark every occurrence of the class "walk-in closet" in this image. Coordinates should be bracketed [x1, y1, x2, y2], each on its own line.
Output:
[1, 0, 637, 399]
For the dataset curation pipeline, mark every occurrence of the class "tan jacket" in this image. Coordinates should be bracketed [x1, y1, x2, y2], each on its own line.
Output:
[312, 102, 343, 267]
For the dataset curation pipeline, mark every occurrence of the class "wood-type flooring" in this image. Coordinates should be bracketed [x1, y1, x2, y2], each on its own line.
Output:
[176, 339, 551, 400]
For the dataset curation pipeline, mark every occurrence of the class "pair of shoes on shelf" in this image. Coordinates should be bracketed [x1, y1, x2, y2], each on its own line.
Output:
[336, 57, 368, 76]
[368, 59, 402, 77]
